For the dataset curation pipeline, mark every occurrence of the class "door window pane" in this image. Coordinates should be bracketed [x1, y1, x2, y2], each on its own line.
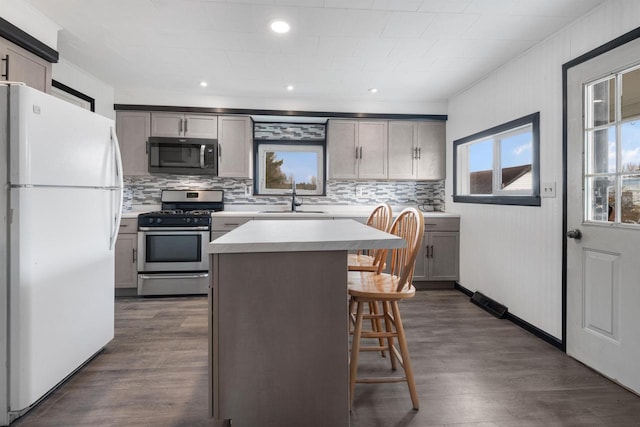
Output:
[586, 127, 616, 174]
[621, 67, 640, 120]
[620, 121, 640, 172]
[620, 175, 640, 224]
[585, 176, 616, 222]
[586, 78, 615, 128]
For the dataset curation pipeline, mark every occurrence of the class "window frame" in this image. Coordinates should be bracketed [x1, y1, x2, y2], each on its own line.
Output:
[253, 139, 327, 196]
[453, 112, 541, 206]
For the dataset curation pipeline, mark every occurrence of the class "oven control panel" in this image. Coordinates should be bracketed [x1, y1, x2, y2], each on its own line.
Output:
[138, 215, 212, 227]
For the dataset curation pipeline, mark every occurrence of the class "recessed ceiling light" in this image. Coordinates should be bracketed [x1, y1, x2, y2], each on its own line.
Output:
[368, 88, 378, 93]
[286, 85, 294, 91]
[270, 20, 290, 34]
[200, 81, 208, 87]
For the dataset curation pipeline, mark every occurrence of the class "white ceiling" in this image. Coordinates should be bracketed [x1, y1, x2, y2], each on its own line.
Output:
[27, 0, 606, 112]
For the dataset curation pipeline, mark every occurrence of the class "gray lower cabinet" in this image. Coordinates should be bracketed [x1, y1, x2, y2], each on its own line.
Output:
[412, 217, 459, 282]
[0, 37, 52, 93]
[115, 218, 138, 291]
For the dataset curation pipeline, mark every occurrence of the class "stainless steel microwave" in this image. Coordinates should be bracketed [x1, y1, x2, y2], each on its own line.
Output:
[148, 137, 218, 175]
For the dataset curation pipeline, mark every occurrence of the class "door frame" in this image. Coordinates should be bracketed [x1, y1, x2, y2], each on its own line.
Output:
[561, 26, 640, 351]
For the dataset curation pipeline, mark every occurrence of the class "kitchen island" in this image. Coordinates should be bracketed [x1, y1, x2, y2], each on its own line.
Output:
[207, 219, 404, 427]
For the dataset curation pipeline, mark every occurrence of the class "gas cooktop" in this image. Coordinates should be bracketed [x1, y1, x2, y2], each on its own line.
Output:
[137, 190, 223, 227]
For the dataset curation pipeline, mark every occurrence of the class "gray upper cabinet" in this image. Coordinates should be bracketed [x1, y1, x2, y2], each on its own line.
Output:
[150, 112, 217, 139]
[416, 121, 445, 180]
[388, 121, 445, 180]
[0, 37, 51, 93]
[388, 121, 416, 179]
[116, 111, 151, 176]
[328, 119, 387, 179]
[217, 115, 252, 178]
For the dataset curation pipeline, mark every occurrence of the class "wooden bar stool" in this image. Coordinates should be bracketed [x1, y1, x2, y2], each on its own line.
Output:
[347, 203, 392, 272]
[347, 203, 393, 352]
[347, 207, 424, 410]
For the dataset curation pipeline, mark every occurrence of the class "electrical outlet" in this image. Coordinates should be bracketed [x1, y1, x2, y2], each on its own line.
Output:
[541, 182, 556, 198]
[245, 184, 252, 196]
[355, 185, 364, 197]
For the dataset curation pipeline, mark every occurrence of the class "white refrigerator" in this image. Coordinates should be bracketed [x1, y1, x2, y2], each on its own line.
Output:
[0, 83, 123, 423]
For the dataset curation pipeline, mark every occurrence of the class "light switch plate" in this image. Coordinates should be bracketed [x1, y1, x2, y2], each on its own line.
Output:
[355, 185, 364, 197]
[541, 182, 556, 198]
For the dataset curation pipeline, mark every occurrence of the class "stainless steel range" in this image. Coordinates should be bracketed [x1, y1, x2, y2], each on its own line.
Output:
[137, 189, 223, 296]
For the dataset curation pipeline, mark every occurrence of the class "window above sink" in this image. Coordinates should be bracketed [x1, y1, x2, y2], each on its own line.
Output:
[253, 122, 327, 196]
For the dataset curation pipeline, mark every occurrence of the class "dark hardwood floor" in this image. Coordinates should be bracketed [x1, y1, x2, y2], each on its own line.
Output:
[13, 290, 640, 426]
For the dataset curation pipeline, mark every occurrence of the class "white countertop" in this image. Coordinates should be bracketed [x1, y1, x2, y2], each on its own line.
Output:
[208, 219, 405, 254]
[122, 205, 460, 219]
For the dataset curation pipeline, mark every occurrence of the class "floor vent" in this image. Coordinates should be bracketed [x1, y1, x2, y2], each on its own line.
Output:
[470, 291, 508, 319]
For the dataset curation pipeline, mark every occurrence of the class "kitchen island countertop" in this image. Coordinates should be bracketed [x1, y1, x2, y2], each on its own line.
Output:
[208, 218, 404, 253]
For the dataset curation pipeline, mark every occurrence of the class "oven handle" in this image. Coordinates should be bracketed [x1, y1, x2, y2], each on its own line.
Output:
[138, 273, 209, 280]
[138, 226, 210, 232]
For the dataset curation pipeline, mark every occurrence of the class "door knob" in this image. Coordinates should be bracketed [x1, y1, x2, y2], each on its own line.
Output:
[566, 229, 582, 240]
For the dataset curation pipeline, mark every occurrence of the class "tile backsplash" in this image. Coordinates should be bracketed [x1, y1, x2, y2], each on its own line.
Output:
[124, 175, 444, 211]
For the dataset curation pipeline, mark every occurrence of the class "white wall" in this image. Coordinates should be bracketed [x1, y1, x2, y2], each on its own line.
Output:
[115, 88, 447, 115]
[52, 60, 115, 119]
[446, 0, 640, 339]
[0, 0, 59, 49]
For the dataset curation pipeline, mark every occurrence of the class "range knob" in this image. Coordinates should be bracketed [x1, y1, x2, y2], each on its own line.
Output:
[186, 217, 192, 223]
[157, 218, 162, 224]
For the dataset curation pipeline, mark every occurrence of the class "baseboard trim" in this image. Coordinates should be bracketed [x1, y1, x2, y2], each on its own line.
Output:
[454, 282, 564, 351]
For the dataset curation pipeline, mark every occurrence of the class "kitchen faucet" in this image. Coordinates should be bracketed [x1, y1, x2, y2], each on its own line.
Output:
[291, 179, 302, 212]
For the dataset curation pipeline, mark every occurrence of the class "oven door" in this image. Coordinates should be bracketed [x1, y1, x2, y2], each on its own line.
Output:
[138, 227, 209, 272]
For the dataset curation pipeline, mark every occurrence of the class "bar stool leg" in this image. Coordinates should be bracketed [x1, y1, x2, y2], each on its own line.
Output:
[392, 301, 419, 410]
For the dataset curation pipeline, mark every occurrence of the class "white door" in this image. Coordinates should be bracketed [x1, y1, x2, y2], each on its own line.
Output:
[566, 38, 640, 394]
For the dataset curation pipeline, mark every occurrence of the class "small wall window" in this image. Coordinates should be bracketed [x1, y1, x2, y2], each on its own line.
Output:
[453, 112, 540, 206]
[255, 142, 325, 195]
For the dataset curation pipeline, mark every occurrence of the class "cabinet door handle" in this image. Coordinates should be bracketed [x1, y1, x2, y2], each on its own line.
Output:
[430, 245, 434, 258]
[218, 143, 222, 158]
[184, 118, 188, 134]
[418, 147, 422, 159]
[359, 146, 363, 159]
[178, 118, 183, 134]
[413, 147, 418, 159]
[355, 147, 359, 159]
[132, 248, 137, 263]
[145, 140, 149, 154]
[1, 54, 9, 79]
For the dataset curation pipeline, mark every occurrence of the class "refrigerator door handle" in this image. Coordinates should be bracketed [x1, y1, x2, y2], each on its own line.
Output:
[110, 126, 124, 250]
